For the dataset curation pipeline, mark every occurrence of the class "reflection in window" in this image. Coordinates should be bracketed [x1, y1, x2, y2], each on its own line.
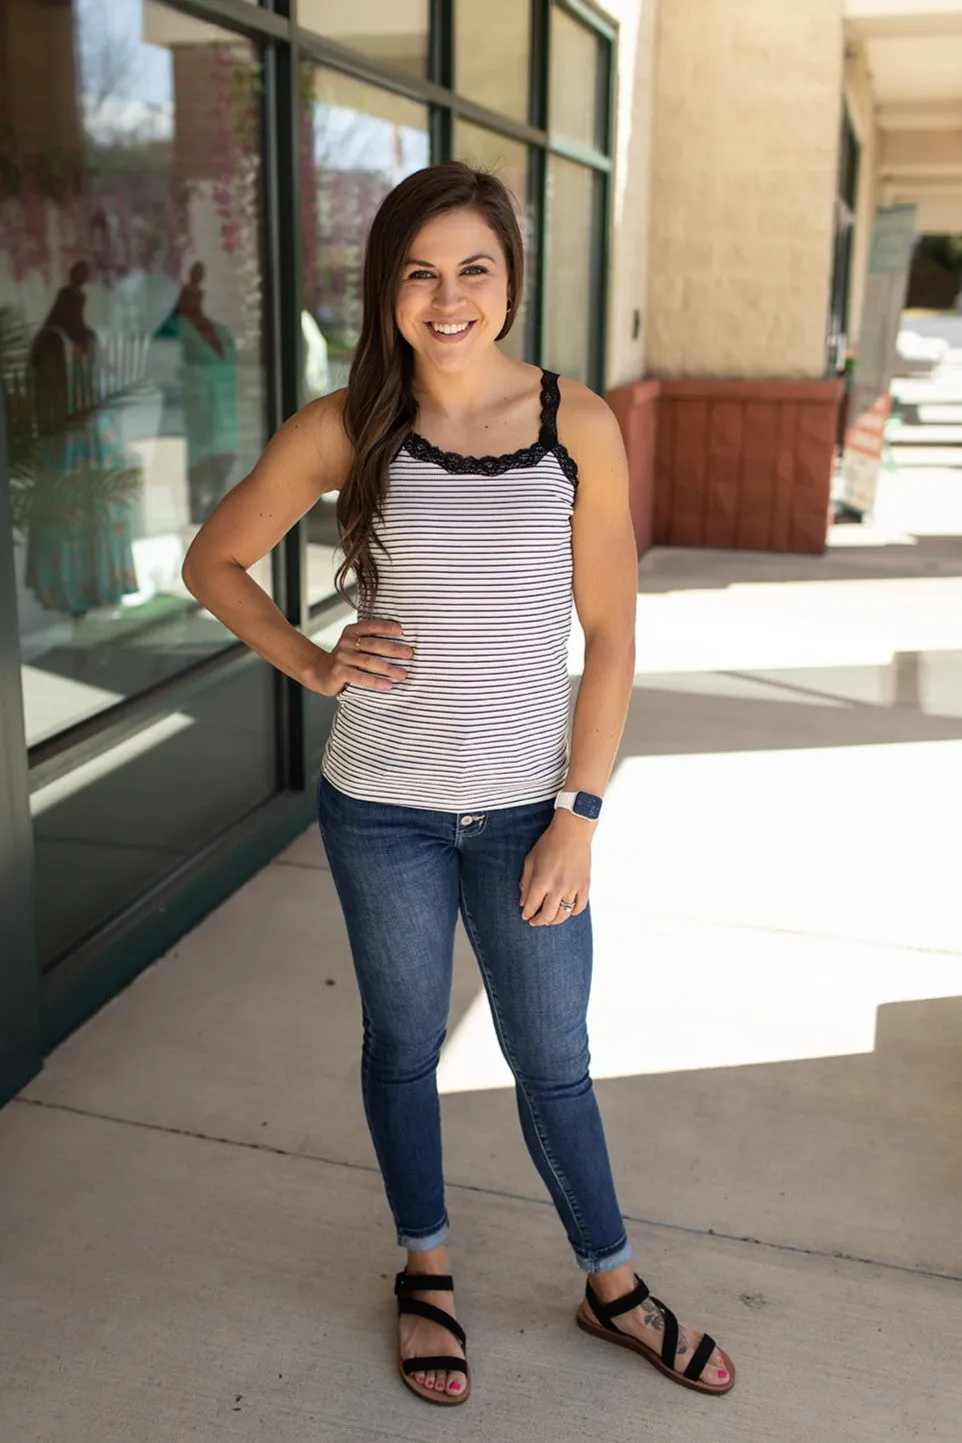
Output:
[299, 66, 429, 606]
[455, 124, 531, 362]
[455, 0, 530, 123]
[549, 6, 602, 149]
[30, 658, 277, 967]
[298, 0, 429, 77]
[544, 157, 597, 385]
[1, 3, 269, 747]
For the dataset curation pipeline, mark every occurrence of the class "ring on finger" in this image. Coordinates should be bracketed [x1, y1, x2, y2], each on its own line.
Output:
[559, 899, 575, 913]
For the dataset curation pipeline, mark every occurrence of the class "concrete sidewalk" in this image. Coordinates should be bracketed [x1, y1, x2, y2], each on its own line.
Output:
[2, 462, 962, 1442]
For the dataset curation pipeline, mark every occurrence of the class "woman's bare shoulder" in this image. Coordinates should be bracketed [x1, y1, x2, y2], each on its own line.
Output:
[555, 375, 625, 467]
[259, 387, 353, 496]
[250, 386, 356, 499]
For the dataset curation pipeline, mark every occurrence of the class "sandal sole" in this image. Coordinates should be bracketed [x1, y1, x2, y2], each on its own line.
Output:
[397, 1354, 471, 1406]
[576, 1314, 736, 1395]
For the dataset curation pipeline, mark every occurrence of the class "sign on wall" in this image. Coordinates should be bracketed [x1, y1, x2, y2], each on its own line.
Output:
[840, 204, 918, 516]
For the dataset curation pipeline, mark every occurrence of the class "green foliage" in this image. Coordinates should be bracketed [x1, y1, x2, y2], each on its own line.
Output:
[0, 128, 86, 204]
[915, 235, 962, 273]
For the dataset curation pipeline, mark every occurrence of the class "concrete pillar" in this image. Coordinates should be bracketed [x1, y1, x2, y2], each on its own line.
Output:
[844, 41, 879, 344]
[609, 0, 846, 558]
[606, 0, 660, 389]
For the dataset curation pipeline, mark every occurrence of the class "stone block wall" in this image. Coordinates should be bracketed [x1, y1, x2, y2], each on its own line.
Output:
[645, 0, 845, 379]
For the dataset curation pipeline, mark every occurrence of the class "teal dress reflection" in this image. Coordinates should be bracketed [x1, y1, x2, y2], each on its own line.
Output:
[25, 278, 139, 616]
[158, 264, 239, 523]
[180, 312, 239, 521]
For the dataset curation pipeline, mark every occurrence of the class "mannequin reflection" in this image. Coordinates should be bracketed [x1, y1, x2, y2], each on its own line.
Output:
[25, 261, 139, 619]
[175, 263, 239, 524]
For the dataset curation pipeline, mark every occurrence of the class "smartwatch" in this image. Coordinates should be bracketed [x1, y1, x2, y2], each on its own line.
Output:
[555, 790, 603, 821]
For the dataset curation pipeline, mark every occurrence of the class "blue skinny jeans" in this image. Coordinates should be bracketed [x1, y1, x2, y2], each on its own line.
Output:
[316, 776, 631, 1274]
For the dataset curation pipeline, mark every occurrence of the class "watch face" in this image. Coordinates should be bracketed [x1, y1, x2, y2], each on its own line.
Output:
[573, 791, 603, 820]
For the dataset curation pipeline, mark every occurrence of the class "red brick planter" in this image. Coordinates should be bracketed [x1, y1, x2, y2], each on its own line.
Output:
[606, 376, 843, 557]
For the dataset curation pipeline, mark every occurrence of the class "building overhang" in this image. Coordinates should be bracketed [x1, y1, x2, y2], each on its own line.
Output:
[845, 1, 962, 229]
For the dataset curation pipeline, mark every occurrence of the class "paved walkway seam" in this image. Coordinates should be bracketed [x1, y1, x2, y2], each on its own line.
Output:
[14, 1095, 962, 1287]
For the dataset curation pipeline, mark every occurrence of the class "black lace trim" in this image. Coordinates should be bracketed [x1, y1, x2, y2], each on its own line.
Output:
[403, 429, 549, 476]
[552, 440, 579, 486]
[538, 370, 560, 447]
[401, 369, 579, 486]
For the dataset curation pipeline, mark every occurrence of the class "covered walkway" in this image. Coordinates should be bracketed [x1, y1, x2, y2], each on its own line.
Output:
[2, 435, 961, 1440]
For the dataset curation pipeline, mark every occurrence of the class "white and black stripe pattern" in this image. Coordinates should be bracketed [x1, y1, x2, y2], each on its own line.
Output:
[322, 371, 578, 812]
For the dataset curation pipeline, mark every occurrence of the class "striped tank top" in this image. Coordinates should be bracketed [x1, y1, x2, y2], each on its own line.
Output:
[321, 370, 579, 812]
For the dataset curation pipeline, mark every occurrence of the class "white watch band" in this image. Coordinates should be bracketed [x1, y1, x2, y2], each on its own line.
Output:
[554, 791, 579, 812]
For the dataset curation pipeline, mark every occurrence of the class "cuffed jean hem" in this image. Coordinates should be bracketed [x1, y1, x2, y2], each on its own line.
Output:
[397, 1218, 451, 1253]
[575, 1236, 633, 1274]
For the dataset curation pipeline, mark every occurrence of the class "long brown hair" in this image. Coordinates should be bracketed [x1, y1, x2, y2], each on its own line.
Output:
[336, 162, 525, 604]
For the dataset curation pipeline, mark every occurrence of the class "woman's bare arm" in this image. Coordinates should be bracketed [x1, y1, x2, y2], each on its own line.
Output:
[564, 380, 638, 800]
[181, 391, 411, 694]
[520, 380, 637, 924]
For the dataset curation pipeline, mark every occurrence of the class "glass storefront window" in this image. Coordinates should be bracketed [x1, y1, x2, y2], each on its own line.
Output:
[0, 0, 280, 969]
[455, 0, 530, 123]
[30, 659, 278, 966]
[455, 123, 531, 362]
[0, 0, 618, 1009]
[298, 0, 429, 78]
[1, 4, 271, 748]
[549, 6, 603, 149]
[543, 156, 597, 384]
[299, 66, 429, 608]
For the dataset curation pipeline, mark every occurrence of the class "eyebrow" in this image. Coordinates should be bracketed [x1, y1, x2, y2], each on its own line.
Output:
[404, 253, 497, 267]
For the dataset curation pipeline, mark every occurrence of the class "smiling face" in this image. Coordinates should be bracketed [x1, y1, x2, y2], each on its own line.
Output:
[394, 208, 511, 371]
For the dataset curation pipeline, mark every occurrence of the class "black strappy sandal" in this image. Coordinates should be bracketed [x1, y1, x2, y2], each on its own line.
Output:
[577, 1273, 736, 1396]
[395, 1271, 471, 1407]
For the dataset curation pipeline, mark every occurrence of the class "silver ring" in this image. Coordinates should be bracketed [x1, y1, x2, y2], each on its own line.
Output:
[559, 899, 575, 912]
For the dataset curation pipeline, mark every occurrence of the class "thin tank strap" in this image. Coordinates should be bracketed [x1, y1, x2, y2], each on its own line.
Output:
[537, 369, 560, 449]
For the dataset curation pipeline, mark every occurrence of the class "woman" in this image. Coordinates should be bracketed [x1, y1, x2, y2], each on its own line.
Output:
[183, 163, 735, 1408]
